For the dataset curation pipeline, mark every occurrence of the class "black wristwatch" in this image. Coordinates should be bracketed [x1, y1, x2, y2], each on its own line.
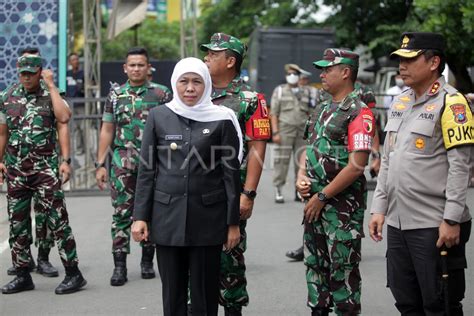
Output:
[371, 152, 381, 159]
[94, 161, 106, 170]
[241, 189, 257, 200]
[61, 157, 71, 165]
[444, 219, 459, 226]
[317, 192, 328, 203]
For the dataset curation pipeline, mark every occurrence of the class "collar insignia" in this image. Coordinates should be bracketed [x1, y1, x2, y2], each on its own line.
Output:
[427, 81, 440, 96]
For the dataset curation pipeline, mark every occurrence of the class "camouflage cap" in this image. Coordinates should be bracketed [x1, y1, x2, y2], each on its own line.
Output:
[200, 33, 246, 57]
[391, 32, 445, 58]
[17, 55, 42, 73]
[313, 48, 359, 69]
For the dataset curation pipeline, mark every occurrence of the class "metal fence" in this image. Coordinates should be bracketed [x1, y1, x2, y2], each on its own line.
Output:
[67, 97, 106, 193]
[0, 95, 395, 195]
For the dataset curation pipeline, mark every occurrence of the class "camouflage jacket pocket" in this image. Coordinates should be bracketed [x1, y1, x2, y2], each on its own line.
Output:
[5, 105, 22, 129]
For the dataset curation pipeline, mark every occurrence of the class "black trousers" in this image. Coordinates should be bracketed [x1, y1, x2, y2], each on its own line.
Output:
[386, 221, 471, 316]
[156, 244, 221, 316]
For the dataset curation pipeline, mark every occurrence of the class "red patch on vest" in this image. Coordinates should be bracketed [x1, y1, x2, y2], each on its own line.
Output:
[245, 93, 271, 140]
[347, 108, 375, 151]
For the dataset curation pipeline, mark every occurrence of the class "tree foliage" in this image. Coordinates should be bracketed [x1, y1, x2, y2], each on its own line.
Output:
[101, 19, 180, 61]
[320, 0, 474, 91]
[71, 0, 473, 91]
[198, 0, 319, 45]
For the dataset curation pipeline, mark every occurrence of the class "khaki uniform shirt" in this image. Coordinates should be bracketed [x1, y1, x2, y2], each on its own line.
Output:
[271, 84, 311, 129]
[371, 77, 473, 229]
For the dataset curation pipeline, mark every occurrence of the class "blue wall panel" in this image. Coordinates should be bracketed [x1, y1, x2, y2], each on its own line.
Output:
[0, 1, 63, 91]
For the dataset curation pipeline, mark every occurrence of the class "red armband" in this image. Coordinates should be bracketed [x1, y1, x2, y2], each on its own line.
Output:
[245, 93, 271, 140]
[347, 107, 375, 151]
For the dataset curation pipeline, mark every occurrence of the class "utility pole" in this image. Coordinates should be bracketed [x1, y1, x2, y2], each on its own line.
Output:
[180, 0, 198, 58]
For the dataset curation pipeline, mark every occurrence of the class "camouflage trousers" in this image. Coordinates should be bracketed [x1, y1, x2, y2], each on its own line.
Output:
[110, 166, 152, 253]
[8, 200, 55, 253]
[304, 219, 362, 315]
[219, 220, 248, 309]
[6, 167, 78, 268]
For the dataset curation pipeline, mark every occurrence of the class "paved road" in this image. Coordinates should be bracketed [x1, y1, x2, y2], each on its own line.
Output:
[0, 150, 473, 315]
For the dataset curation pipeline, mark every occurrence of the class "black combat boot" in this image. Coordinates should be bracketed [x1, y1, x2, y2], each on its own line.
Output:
[224, 307, 242, 316]
[37, 247, 59, 277]
[311, 307, 331, 316]
[55, 265, 87, 294]
[110, 252, 128, 286]
[285, 246, 304, 261]
[140, 245, 156, 279]
[2, 268, 35, 294]
[7, 256, 36, 275]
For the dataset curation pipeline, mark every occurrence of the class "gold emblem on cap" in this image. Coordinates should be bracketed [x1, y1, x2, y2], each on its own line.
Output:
[170, 142, 178, 150]
[401, 35, 410, 48]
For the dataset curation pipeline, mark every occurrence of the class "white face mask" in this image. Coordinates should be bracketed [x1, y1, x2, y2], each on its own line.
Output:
[395, 77, 405, 88]
[286, 73, 299, 85]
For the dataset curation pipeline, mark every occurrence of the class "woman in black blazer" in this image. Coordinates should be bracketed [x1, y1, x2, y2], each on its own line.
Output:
[132, 57, 242, 316]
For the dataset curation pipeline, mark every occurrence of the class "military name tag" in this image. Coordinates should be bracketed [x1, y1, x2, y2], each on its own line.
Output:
[165, 135, 183, 140]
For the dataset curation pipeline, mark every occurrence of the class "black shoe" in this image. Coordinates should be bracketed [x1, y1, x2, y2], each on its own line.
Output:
[7, 258, 36, 276]
[140, 261, 155, 279]
[224, 307, 242, 316]
[285, 246, 304, 261]
[55, 272, 87, 294]
[2, 275, 35, 294]
[37, 260, 59, 277]
[110, 253, 127, 286]
[140, 246, 156, 279]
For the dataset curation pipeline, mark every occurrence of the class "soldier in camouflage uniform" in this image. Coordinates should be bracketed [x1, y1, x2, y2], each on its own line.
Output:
[5, 47, 59, 278]
[96, 47, 172, 286]
[296, 49, 375, 315]
[0, 54, 86, 294]
[201, 33, 270, 316]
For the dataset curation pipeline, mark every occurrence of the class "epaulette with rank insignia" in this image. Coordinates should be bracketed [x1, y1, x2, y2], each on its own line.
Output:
[427, 81, 441, 96]
[241, 90, 257, 101]
[340, 92, 361, 111]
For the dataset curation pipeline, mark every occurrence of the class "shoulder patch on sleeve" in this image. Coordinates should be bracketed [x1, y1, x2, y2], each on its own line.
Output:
[441, 92, 474, 149]
[347, 107, 375, 152]
[245, 93, 271, 140]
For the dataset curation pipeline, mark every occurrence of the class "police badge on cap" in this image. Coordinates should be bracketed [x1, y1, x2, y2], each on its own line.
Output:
[391, 32, 446, 58]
